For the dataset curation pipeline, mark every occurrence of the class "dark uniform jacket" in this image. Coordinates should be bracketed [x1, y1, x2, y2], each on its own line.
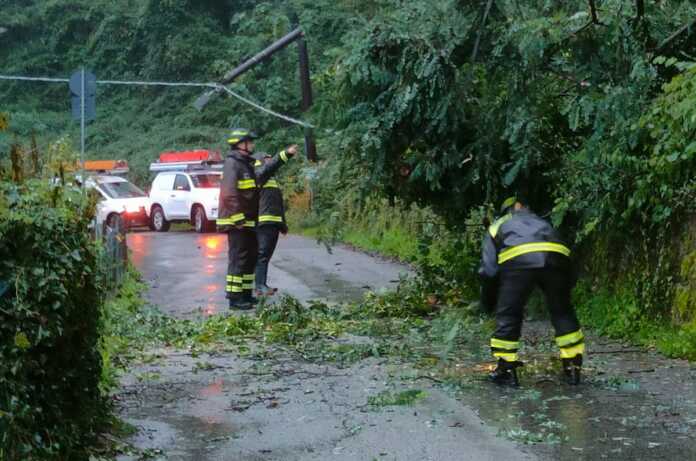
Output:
[479, 209, 571, 309]
[254, 160, 288, 233]
[217, 149, 288, 228]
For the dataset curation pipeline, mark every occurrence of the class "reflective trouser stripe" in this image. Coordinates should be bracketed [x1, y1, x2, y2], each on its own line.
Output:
[243, 221, 256, 228]
[242, 274, 255, 290]
[556, 329, 585, 358]
[559, 343, 585, 359]
[258, 215, 283, 223]
[555, 330, 584, 347]
[491, 338, 520, 350]
[493, 351, 519, 362]
[263, 180, 279, 188]
[491, 338, 519, 362]
[498, 242, 571, 264]
[226, 274, 244, 293]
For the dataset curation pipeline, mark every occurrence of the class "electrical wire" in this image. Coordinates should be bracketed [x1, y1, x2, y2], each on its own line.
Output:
[0, 74, 314, 128]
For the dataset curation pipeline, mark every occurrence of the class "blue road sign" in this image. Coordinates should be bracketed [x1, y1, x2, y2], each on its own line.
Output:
[70, 70, 96, 121]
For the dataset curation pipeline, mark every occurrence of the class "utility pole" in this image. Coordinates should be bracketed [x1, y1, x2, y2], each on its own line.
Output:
[194, 26, 318, 161]
[80, 68, 85, 181]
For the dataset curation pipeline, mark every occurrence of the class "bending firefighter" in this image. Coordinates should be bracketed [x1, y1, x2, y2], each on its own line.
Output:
[479, 197, 585, 386]
[216, 128, 297, 310]
[254, 153, 289, 297]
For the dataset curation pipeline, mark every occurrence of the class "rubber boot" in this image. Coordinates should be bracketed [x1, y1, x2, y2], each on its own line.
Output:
[489, 359, 523, 387]
[562, 354, 583, 385]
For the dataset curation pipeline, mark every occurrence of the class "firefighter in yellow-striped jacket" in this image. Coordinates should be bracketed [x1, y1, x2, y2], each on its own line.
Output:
[479, 197, 585, 386]
[217, 128, 297, 310]
[253, 153, 289, 296]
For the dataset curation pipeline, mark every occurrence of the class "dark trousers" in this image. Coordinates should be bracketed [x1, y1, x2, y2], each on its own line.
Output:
[255, 225, 280, 288]
[491, 268, 584, 362]
[226, 228, 257, 300]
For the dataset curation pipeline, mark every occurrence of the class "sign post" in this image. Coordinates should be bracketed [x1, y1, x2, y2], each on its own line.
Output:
[69, 69, 96, 180]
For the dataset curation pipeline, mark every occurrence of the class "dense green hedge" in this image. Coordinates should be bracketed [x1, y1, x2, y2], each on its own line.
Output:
[0, 178, 105, 460]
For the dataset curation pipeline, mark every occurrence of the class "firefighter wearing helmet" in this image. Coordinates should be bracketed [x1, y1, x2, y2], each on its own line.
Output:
[217, 128, 297, 309]
[479, 197, 585, 386]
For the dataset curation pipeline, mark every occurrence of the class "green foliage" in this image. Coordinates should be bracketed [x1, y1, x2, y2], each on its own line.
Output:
[0, 176, 105, 459]
[367, 389, 426, 408]
[574, 281, 696, 360]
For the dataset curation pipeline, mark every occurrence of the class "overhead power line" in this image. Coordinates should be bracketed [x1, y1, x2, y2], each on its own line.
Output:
[0, 74, 314, 129]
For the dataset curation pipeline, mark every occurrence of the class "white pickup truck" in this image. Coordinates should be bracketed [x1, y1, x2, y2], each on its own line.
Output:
[147, 170, 222, 233]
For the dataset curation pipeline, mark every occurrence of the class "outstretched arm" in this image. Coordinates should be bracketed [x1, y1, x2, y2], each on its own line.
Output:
[256, 144, 298, 185]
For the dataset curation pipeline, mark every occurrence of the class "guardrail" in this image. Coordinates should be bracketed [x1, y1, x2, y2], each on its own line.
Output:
[98, 217, 128, 289]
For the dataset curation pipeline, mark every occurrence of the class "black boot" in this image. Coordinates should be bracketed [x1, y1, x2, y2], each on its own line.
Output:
[489, 359, 523, 387]
[229, 293, 254, 310]
[562, 355, 583, 385]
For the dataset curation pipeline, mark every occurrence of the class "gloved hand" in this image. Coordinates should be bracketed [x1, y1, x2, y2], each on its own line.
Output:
[479, 276, 499, 314]
[285, 144, 299, 157]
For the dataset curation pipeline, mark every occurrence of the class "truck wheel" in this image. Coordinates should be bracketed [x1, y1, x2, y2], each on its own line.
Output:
[193, 205, 214, 233]
[151, 205, 170, 232]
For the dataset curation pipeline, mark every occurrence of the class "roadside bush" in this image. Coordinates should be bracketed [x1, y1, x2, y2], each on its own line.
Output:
[0, 178, 105, 460]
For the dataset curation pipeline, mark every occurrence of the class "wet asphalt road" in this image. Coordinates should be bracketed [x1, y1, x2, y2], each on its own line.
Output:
[121, 231, 696, 461]
[120, 231, 538, 461]
[128, 231, 410, 317]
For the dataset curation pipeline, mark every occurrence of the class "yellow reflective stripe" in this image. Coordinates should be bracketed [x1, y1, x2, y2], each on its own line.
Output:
[493, 352, 519, 362]
[242, 283, 255, 289]
[242, 274, 255, 281]
[237, 179, 256, 190]
[263, 180, 279, 188]
[555, 330, 584, 347]
[259, 215, 283, 223]
[488, 214, 512, 238]
[243, 221, 256, 228]
[227, 286, 243, 293]
[217, 213, 245, 225]
[498, 242, 571, 264]
[227, 137, 240, 144]
[226, 276, 243, 283]
[491, 338, 519, 350]
[501, 196, 517, 211]
[559, 343, 585, 359]
[254, 160, 262, 167]
[280, 150, 288, 162]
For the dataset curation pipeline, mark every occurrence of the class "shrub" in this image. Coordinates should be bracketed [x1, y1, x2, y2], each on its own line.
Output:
[0, 178, 105, 460]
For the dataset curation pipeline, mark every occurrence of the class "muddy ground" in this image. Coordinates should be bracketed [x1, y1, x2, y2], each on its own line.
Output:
[116, 231, 696, 460]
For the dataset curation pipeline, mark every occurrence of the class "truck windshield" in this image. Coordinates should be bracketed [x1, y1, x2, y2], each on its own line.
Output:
[99, 181, 147, 198]
[190, 174, 221, 188]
